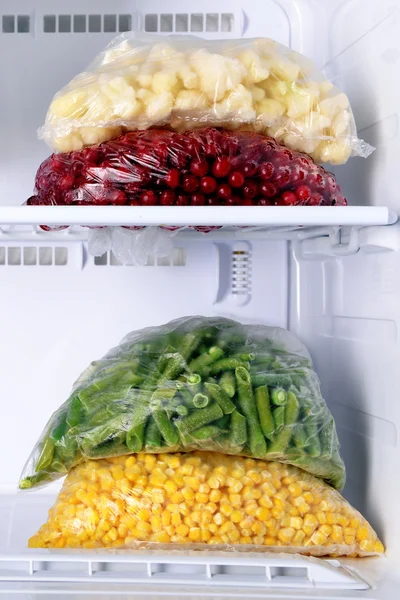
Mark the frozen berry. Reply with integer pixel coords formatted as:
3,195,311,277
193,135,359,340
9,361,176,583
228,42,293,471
183,174,199,193
176,194,189,206
205,143,219,158
217,183,232,200
140,190,158,206
228,171,245,188
59,175,75,191
243,182,258,199
243,162,258,177
226,196,241,205
165,169,180,188
260,183,278,198
212,157,231,178
190,159,209,177
51,156,66,173
295,185,311,202
308,193,323,206
108,190,127,205
160,190,176,205
243,198,254,206
200,176,217,194
191,193,205,206
273,167,291,187
278,149,294,164
281,191,297,205
260,163,275,180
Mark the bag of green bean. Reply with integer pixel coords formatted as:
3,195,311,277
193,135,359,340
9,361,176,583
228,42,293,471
19,316,345,490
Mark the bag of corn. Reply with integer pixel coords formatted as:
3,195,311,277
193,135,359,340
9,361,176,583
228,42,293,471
28,452,383,557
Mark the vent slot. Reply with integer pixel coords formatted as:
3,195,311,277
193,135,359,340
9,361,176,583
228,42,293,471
43,14,132,33
144,12,234,33
2,15,30,33
0,246,68,266
94,249,186,267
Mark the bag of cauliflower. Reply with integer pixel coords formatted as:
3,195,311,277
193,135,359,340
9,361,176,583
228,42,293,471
28,451,384,557
39,34,373,165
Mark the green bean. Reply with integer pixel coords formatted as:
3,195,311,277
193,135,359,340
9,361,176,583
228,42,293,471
219,371,236,398
158,353,186,385
268,391,299,454
289,454,345,490
81,414,129,451
188,347,224,375
293,424,308,449
230,410,247,446
35,438,55,472
306,421,321,457
320,418,334,459
211,359,250,375
152,406,179,446
67,396,84,427
273,406,285,433
255,386,275,441
251,373,292,388
232,353,255,362
193,393,209,408
191,425,220,441
235,367,267,458
176,403,223,434
126,396,151,452
175,404,188,416
179,331,203,361
144,417,162,449
271,387,287,406
204,383,235,414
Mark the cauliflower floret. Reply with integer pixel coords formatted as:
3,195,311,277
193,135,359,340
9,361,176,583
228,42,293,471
174,90,208,111
102,40,133,65
146,91,173,121
319,93,350,117
316,140,352,164
190,50,246,102
53,133,84,153
250,86,265,102
238,50,270,84
80,126,121,146
257,98,285,126
50,90,88,119
264,54,300,82
215,85,256,120
178,65,199,90
151,70,180,94
331,110,351,137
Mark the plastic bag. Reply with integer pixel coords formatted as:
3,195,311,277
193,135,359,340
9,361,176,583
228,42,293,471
28,451,383,556
38,34,373,165
28,128,347,208
20,316,345,490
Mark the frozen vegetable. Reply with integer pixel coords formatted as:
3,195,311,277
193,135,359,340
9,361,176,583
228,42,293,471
28,452,384,556
20,317,345,490
39,35,373,164
27,128,347,208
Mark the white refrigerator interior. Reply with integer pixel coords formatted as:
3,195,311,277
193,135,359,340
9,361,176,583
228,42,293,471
0,0,400,598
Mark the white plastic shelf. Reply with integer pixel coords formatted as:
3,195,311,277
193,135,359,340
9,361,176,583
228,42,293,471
0,206,396,228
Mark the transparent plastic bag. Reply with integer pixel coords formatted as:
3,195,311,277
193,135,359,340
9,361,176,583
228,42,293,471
28,451,383,556
28,128,347,208
20,316,345,490
38,34,373,164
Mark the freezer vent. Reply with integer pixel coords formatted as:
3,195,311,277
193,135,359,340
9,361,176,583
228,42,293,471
2,15,30,33
0,246,68,266
144,13,234,33
43,14,133,34
231,249,251,295
94,248,186,267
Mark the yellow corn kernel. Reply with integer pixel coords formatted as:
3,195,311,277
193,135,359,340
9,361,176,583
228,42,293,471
293,530,306,545
331,525,343,543
220,521,233,534
256,507,270,521
165,481,178,496
252,522,267,536
320,524,332,537
231,510,244,524
195,492,209,503
240,536,252,544
189,527,201,541
288,483,302,498
259,495,273,509
374,540,384,553
244,501,258,516
181,487,195,502
278,527,295,543
161,511,171,527
171,513,182,527
290,517,303,530
201,530,212,542
356,526,370,541
228,528,241,542
310,530,328,546
185,477,200,491
150,516,162,533
154,531,170,543
316,511,327,525
176,524,189,537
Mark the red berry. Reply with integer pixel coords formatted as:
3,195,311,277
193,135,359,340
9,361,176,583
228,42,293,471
51,155,66,173
281,191,297,205
59,174,75,191
191,193,205,206
226,196,241,205
200,176,217,194
260,162,275,180
108,190,127,205
273,167,291,187
228,171,245,188
140,190,158,206
308,193,323,206
160,190,176,205
212,157,231,178
290,166,307,184
243,182,258,199
217,183,232,200
82,147,101,165
308,172,325,190
190,159,209,177
204,143,219,158
260,183,278,198
258,198,271,206
243,162,258,177
165,169,180,188
176,194,189,206
243,198,254,206
207,197,220,206
183,174,199,193
278,149,294,164
295,185,311,202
